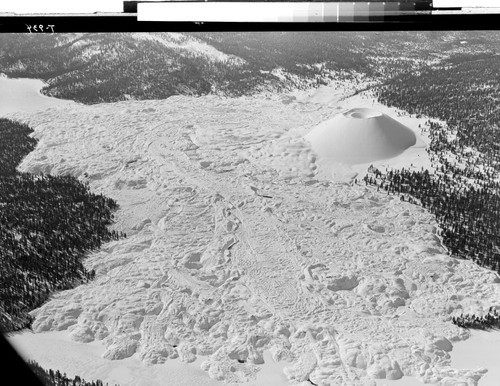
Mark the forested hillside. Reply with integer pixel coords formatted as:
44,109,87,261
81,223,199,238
0,33,373,103
365,46,500,285
2,32,498,105
0,119,124,332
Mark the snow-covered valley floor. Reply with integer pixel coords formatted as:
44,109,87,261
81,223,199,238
4,79,500,385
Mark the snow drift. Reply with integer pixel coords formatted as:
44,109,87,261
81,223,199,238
305,107,417,164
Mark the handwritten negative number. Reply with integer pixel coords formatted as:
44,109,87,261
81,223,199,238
26,24,55,33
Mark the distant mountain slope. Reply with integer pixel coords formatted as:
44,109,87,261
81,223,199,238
0,32,386,104
0,33,246,103
1,32,499,105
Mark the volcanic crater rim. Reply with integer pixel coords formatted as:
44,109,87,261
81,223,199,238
343,108,383,120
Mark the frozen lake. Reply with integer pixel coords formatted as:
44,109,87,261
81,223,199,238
451,330,500,386
0,75,75,117
9,330,289,386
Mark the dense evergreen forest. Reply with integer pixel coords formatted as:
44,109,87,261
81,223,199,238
367,50,500,276
361,45,500,329
0,118,124,332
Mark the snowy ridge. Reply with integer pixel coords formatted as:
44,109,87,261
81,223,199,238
131,33,246,65
7,90,500,385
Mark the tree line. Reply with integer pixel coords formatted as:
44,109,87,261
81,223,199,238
0,118,124,332
363,53,500,328
27,359,117,386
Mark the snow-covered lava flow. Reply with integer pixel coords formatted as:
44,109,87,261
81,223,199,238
7,95,500,386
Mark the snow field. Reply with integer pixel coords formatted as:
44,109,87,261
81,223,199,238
5,83,500,385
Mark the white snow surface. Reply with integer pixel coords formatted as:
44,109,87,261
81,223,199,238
0,76,76,116
5,83,500,385
305,107,416,164
10,330,289,386
131,33,246,65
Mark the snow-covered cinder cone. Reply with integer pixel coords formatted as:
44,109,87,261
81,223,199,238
305,107,416,164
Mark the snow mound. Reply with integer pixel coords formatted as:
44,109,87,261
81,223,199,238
367,355,403,380
305,107,417,164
